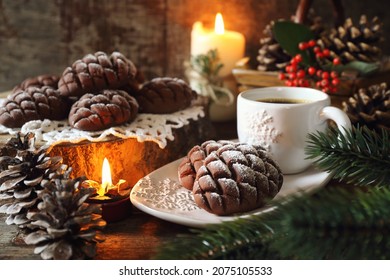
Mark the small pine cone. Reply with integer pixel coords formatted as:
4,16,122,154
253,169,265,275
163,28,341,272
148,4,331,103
134,77,197,114
68,89,139,131
178,140,236,190
0,133,66,227
58,51,137,98
24,176,106,260
12,74,60,93
342,83,390,132
193,143,283,216
0,86,72,128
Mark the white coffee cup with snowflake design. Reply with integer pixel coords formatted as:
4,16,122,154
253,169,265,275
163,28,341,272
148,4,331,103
237,86,351,174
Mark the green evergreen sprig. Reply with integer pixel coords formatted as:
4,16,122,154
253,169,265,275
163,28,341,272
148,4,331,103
190,49,224,85
271,187,390,259
156,187,390,260
305,126,390,187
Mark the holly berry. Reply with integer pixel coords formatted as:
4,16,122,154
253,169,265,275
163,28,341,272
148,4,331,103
332,78,340,86
297,69,306,79
308,67,316,76
333,57,341,65
299,42,308,50
308,40,316,48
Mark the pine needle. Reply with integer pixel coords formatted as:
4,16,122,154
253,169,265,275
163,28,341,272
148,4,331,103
305,126,390,187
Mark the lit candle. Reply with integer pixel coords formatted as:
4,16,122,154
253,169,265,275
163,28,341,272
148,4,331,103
81,157,132,222
191,13,245,77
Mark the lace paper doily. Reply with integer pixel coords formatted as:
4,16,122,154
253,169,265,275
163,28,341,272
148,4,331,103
0,102,204,149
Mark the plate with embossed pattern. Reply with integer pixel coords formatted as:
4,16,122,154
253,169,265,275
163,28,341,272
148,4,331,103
130,157,332,228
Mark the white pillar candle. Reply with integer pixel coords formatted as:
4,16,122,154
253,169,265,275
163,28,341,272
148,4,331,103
191,13,245,77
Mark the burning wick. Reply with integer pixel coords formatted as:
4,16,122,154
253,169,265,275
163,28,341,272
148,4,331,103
82,157,128,200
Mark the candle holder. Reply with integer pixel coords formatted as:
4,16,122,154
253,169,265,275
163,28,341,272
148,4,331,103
86,192,132,223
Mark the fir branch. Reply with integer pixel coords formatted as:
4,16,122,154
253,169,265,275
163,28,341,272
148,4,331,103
272,187,390,259
155,211,282,260
155,187,390,260
305,126,390,187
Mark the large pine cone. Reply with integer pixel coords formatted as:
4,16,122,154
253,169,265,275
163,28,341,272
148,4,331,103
134,77,197,114
68,89,139,131
24,176,106,260
12,74,60,93
342,83,390,132
317,15,383,64
0,86,72,128
0,133,65,227
193,143,283,216
178,140,235,190
58,51,137,98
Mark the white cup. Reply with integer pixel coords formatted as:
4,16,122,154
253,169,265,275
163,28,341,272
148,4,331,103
237,86,351,174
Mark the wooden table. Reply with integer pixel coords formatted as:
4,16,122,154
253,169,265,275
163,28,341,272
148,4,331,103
0,208,192,260
0,120,238,260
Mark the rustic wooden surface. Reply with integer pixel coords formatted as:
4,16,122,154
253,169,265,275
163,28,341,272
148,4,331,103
0,208,191,260
1,0,389,92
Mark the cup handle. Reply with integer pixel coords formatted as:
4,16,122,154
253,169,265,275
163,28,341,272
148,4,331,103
320,106,352,133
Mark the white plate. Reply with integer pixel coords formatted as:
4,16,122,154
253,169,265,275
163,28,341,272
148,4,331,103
130,158,333,228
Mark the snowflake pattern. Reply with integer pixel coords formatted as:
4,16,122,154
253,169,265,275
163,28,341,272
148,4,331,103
243,110,282,150
132,177,200,211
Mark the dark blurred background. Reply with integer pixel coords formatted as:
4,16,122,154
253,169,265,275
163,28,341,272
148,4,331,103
0,0,389,91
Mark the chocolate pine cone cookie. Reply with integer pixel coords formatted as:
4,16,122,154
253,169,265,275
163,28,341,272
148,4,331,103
68,89,139,131
178,140,236,190
58,51,137,98
135,77,197,114
0,86,72,128
12,74,60,93
193,143,283,216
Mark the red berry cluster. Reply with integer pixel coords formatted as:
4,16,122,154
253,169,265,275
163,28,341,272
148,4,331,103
278,40,341,94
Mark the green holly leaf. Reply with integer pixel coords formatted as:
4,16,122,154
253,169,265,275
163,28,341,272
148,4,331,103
323,61,379,76
338,61,379,76
272,20,315,65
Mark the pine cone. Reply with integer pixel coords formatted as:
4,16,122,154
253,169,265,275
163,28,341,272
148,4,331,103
178,140,236,190
0,86,72,128
134,77,197,114
193,143,283,216
0,133,66,227
317,15,383,64
68,89,139,131
12,74,60,93
257,21,291,72
342,83,390,132
24,175,106,260
58,51,137,98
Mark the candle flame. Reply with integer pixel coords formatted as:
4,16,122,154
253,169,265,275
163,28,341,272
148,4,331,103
102,157,112,187
214,13,224,35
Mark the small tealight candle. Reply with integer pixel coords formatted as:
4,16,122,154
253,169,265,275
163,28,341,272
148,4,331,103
82,157,132,222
